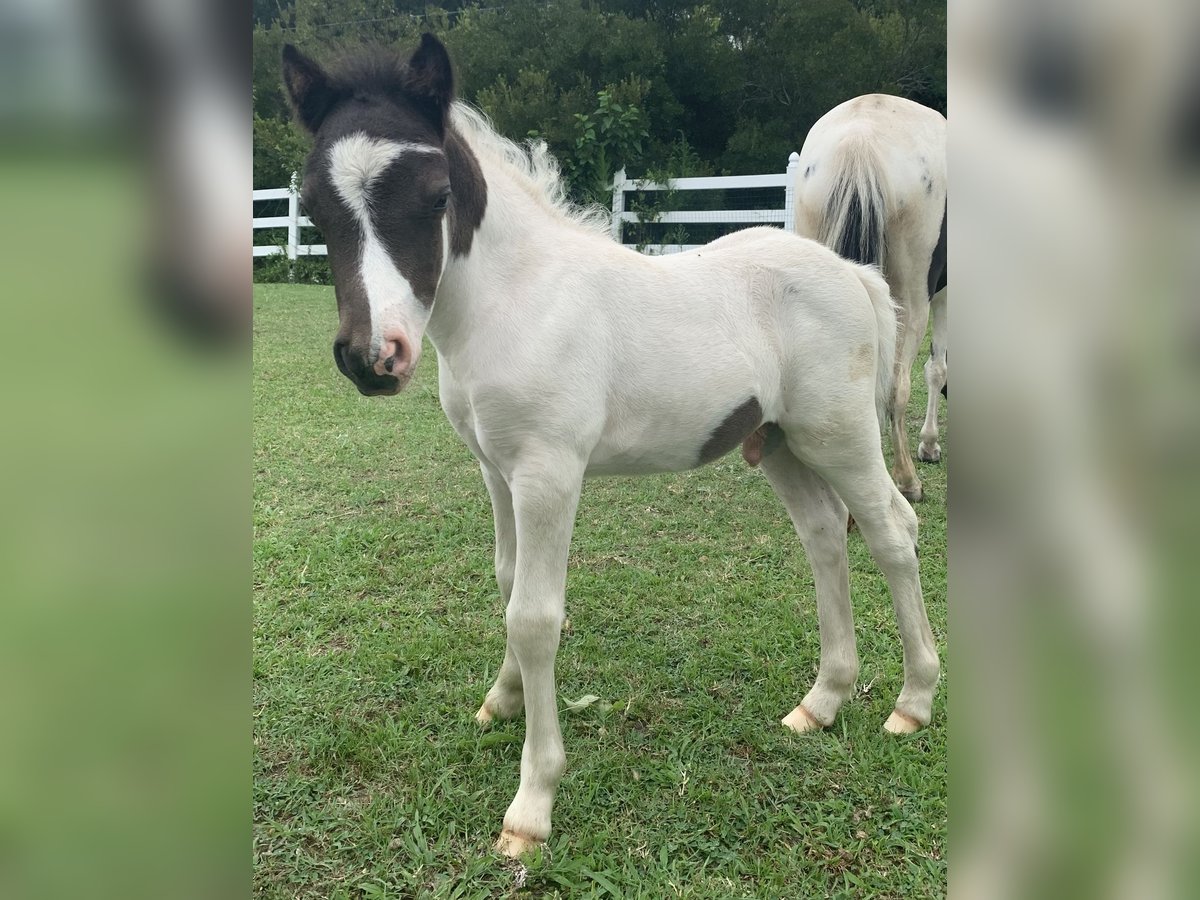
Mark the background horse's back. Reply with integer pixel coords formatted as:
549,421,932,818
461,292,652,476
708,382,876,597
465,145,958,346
793,94,947,502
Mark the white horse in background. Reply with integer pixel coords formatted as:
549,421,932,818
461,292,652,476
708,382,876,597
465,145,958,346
283,36,940,857
792,95,948,501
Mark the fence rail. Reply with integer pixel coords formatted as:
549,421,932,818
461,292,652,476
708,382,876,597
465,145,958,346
610,153,800,253
253,152,801,265
614,209,788,225
252,179,325,260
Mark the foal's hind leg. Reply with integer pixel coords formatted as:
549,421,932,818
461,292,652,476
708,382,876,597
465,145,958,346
798,437,940,732
760,450,858,732
475,465,524,724
918,287,948,463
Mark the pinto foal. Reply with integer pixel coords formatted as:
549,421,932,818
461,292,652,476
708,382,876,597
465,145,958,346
283,35,939,856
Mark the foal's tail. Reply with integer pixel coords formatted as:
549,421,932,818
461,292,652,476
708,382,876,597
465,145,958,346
819,133,890,271
854,264,898,429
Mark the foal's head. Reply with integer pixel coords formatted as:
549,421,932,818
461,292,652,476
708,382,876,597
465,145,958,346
282,35,460,396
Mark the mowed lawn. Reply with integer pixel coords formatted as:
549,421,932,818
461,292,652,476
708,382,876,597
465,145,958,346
253,283,947,899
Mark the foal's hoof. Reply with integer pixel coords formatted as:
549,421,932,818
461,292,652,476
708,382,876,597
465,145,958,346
900,485,924,503
918,445,941,464
495,829,543,858
781,705,824,733
883,709,924,734
475,693,522,725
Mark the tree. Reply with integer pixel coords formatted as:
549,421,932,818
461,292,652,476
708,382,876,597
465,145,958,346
252,0,946,189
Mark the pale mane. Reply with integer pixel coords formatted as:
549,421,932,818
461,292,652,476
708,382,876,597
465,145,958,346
449,102,613,237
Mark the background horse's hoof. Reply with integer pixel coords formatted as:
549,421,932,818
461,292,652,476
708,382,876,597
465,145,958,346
781,705,824,733
900,485,924,503
918,445,941,463
495,829,542,858
883,709,923,734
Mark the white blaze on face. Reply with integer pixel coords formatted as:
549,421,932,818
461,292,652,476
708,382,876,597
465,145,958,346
327,132,443,359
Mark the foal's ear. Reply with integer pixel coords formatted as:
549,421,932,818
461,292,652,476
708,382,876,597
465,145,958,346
282,44,342,134
402,33,454,134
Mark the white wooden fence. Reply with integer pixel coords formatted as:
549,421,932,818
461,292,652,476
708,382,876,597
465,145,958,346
252,177,325,260
611,152,801,254
253,152,802,261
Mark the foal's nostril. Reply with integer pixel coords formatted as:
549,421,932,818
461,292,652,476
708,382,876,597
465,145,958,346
332,337,403,394
377,333,412,377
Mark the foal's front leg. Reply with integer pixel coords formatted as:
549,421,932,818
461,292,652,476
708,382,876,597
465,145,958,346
476,464,523,723
494,461,583,857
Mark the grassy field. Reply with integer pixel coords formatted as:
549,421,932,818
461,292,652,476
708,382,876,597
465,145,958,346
253,283,947,898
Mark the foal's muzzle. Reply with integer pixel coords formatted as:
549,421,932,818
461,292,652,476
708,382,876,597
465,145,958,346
333,340,403,396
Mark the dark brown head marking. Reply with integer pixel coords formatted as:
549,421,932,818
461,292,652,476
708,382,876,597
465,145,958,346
281,35,487,396
444,128,486,257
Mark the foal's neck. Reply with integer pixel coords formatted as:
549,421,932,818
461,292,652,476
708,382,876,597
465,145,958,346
428,139,599,352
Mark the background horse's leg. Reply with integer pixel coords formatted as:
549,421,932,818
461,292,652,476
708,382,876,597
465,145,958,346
494,458,583,857
888,266,933,503
918,287,948,463
476,464,524,723
796,431,940,733
760,449,858,732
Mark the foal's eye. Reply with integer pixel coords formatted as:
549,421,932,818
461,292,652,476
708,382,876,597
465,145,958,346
433,191,451,212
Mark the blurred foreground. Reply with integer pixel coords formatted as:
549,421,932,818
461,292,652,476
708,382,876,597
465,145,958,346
952,0,1199,897
0,1,248,898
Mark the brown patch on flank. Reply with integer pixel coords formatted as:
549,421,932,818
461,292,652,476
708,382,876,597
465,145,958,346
698,397,763,465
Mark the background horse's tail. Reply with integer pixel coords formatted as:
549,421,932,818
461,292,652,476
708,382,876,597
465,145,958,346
819,133,890,271
854,264,898,428
817,132,895,425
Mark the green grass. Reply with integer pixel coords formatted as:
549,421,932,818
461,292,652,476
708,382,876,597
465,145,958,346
253,283,947,898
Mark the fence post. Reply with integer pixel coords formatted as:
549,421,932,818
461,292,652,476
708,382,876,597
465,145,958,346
286,171,300,281
610,167,626,243
783,152,801,233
